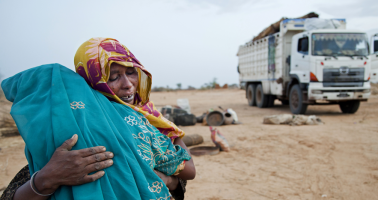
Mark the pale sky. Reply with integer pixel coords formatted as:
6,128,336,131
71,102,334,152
1,0,377,88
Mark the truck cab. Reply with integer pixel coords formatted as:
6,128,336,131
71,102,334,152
289,30,371,113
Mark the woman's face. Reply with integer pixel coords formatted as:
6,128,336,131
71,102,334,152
107,63,139,104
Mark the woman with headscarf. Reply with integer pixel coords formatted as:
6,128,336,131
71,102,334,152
1,38,195,200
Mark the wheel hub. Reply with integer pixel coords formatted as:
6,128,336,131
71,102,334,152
256,90,261,103
291,90,299,108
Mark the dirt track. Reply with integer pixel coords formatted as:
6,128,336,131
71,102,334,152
1,89,378,199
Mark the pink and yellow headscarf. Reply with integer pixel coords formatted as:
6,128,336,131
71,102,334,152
74,38,184,141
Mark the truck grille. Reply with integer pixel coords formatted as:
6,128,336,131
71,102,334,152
323,67,364,87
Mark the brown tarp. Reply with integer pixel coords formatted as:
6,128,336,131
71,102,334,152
252,12,319,42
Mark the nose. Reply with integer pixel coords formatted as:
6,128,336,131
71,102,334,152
120,74,133,89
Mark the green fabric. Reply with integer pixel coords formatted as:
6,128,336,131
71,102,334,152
1,64,190,200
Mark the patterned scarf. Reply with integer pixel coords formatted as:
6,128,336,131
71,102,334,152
74,38,184,141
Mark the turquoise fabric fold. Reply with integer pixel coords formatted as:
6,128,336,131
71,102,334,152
1,64,190,200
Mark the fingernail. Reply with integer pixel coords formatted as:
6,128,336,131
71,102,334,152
71,134,76,139
109,153,114,158
100,171,105,176
102,147,106,151
108,160,113,165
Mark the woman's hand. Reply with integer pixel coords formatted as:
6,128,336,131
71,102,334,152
153,170,178,191
34,134,114,194
12,134,114,200
13,134,114,199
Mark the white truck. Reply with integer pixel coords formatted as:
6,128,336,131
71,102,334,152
369,32,378,83
237,18,371,114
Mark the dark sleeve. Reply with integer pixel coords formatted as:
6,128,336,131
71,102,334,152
0,165,30,200
170,178,187,200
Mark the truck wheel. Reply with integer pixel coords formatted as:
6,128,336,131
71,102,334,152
289,84,307,114
247,84,256,106
339,101,360,114
255,84,268,108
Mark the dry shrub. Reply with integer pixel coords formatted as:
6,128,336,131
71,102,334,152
0,94,15,128
0,96,18,137
0,83,19,137
0,113,16,128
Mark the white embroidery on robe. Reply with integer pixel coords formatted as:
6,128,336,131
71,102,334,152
148,181,164,193
125,115,138,126
70,101,85,109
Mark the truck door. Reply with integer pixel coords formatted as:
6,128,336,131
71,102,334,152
371,34,378,83
291,35,310,82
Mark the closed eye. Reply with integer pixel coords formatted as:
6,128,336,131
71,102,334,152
108,75,119,82
126,68,137,76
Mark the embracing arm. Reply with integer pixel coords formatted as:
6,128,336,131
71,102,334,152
153,138,194,199
0,135,114,200
174,138,196,180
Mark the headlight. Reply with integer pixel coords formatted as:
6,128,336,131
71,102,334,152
363,89,370,93
312,90,323,94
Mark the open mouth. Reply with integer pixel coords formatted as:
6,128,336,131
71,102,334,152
120,94,134,103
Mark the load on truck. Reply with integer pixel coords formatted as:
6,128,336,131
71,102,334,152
237,13,371,114
369,31,378,83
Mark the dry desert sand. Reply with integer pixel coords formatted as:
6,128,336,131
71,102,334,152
1,89,378,200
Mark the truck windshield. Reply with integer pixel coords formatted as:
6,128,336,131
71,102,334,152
312,33,369,57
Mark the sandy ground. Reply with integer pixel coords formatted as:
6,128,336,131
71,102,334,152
1,89,378,200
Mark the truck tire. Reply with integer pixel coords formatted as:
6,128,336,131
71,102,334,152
339,101,360,114
247,84,256,106
289,84,307,114
255,84,268,108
